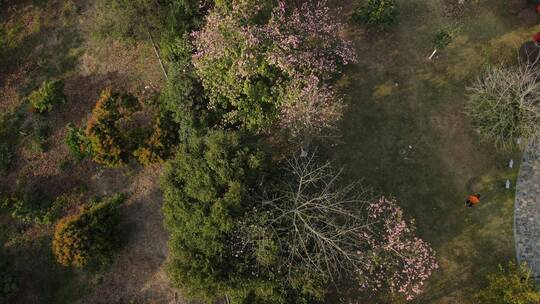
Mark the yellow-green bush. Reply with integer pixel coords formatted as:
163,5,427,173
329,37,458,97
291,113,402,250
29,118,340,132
85,89,140,167
28,80,66,113
52,194,125,267
478,262,540,304
133,111,178,166
86,89,179,167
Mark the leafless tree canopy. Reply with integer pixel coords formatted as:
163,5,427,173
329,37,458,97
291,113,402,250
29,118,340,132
466,63,540,149
249,153,375,280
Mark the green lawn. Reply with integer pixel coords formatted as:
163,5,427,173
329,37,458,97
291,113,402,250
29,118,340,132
335,1,532,303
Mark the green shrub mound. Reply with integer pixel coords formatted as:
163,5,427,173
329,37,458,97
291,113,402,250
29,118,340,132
65,124,92,161
93,0,204,42
52,194,125,267
1,189,62,225
353,0,398,30
28,80,66,114
160,35,214,139
161,131,324,303
161,131,267,301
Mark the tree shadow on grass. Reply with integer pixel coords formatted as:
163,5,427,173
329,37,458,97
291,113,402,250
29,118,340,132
78,167,186,304
8,235,88,304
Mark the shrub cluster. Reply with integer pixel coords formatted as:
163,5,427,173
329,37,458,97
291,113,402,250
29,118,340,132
65,123,92,161
60,1,204,166
93,0,205,43
52,194,125,267
161,35,214,139
352,0,399,30
1,189,71,226
28,79,66,114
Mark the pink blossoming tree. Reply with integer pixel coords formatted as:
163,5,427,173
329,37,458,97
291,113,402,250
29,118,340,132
359,197,439,300
279,75,344,140
267,1,357,78
191,0,356,134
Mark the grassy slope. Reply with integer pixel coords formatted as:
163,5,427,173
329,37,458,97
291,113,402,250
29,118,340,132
336,0,535,303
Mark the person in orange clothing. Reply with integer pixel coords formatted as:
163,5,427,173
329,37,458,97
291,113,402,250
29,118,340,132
466,194,481,208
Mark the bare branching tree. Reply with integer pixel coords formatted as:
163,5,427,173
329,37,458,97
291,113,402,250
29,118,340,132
240,153,438,300
466,64,540,149
257,153,373,279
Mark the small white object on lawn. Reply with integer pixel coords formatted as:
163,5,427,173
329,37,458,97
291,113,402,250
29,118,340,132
428,49,438,60
506,179,511,189
509,159,514,169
